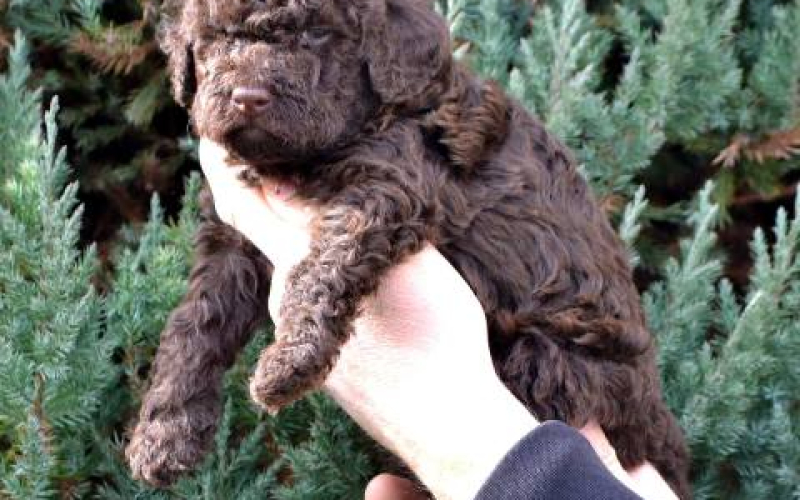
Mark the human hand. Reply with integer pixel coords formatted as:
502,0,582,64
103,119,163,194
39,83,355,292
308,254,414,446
199,139,535,499
198,139,678,500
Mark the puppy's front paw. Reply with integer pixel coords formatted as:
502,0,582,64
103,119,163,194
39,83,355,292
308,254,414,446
249,340,328,414
126,418,208,488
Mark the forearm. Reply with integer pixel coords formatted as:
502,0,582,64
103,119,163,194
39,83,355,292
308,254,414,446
322,247,537,500
331,375,536,500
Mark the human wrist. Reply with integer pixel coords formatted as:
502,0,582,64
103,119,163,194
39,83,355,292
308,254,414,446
328,370,538,500
362,375,537,500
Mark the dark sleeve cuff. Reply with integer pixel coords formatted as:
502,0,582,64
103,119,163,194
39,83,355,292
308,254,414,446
474,421,643,500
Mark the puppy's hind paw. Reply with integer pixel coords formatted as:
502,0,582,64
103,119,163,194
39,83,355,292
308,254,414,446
126,419,207,488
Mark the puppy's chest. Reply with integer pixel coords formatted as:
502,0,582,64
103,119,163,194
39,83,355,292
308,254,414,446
242,117,535,251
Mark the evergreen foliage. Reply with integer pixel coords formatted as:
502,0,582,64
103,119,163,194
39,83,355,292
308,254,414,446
644,184,800,499
1,34,109,499
0,35,377,499
2,0,189,234
1,0,799,498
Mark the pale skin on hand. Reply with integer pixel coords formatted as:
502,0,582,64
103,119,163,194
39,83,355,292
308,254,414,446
198,139,678,500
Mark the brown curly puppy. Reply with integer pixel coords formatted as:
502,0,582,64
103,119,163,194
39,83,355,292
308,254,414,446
126,0,690,497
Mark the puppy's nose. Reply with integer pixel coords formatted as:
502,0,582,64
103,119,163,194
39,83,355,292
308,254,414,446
232,87,271,114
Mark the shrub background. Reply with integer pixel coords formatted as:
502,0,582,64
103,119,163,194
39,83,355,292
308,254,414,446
0,0,798,498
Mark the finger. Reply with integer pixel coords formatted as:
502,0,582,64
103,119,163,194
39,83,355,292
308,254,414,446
197,139,266,226
579,422,617,468
267,265,290,325
579,423,677,500
579,422,639,495
197,138,237,184
198,138,311,227
628,462,679,500
365,474,429,500
259,180,315,233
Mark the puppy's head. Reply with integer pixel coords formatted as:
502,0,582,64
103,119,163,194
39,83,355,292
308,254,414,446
160,0,451,166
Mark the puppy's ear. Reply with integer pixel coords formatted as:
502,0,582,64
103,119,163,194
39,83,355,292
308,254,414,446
363,0,451,106
159,21,197,108
173,43,197,108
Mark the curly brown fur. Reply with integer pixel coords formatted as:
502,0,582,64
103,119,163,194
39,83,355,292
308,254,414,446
126,188,273,486
128,0,691,497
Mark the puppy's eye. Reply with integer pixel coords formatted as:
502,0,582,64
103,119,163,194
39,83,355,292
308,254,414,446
301,27,333,47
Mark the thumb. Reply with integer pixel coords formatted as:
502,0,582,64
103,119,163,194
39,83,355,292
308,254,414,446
365,474,429,500
197,138,313,266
